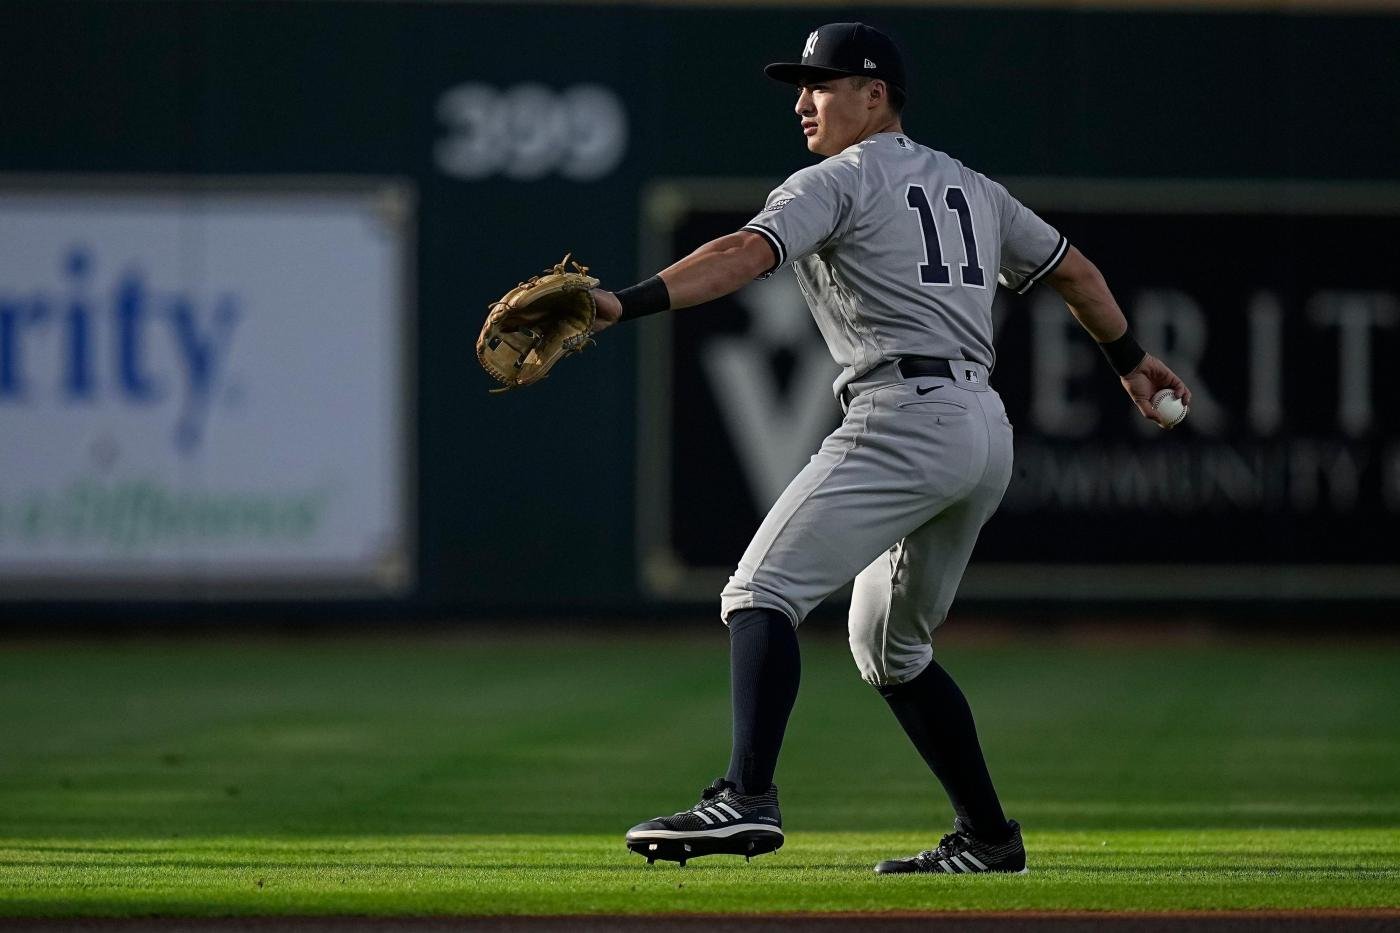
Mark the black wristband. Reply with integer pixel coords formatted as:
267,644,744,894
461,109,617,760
615,276,671,322
1098,330,1147,377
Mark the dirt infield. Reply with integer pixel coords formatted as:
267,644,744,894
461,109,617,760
6,913,1400,933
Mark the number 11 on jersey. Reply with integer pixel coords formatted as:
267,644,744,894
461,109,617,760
906,184,986,289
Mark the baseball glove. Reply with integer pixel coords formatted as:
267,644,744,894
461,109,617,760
477,253,600,392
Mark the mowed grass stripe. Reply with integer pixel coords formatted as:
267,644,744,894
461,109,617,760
3,831,1399,915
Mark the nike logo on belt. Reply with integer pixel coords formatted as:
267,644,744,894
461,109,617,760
915,385,942,395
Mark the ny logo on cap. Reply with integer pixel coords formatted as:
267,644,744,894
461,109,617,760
803,30,818,58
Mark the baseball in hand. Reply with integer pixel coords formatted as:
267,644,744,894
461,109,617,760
1150,389,1188,429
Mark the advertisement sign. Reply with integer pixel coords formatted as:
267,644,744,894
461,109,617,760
0,179,414,597
636,179,1400,601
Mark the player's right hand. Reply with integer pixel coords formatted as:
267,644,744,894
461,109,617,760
590,288,622,335
1120,355,1191,429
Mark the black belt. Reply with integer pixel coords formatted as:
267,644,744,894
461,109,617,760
842,357,956,406
895,357,954,380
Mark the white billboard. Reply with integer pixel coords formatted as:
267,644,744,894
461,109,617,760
0,179,413,597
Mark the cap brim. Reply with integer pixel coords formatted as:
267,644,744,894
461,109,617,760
763,62,859,86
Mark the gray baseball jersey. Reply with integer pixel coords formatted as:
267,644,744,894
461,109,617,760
741,131,1068,397
721,132,1066,682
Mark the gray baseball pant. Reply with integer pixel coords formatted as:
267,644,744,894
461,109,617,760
719,360,1014,686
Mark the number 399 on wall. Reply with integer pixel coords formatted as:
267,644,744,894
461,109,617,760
434,83,629,182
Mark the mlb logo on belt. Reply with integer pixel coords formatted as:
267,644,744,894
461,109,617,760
965,368,980,384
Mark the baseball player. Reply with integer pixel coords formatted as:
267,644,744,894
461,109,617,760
589,22,1191,873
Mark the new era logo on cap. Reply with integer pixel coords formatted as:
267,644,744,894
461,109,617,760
864,58,876,68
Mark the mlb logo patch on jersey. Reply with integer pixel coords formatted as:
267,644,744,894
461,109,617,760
895,136,912,150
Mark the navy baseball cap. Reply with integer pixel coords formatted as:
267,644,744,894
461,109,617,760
764,23,907,95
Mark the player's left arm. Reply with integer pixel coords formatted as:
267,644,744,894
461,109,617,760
591,232,776,333
1045,245,1193,428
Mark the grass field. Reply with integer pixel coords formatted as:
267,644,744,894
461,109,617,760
1,627,1398,917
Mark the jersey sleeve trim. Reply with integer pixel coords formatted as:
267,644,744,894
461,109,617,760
1014,235,1069,295
742,223,787,278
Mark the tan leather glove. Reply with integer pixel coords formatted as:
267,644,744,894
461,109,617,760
477,253,599,392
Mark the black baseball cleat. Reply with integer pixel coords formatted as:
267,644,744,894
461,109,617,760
874,818,1028,875
625,778,783,866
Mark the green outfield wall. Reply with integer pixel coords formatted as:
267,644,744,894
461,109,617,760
1,1,1397,615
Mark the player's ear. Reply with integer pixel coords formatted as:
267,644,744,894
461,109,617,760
867,79,885,110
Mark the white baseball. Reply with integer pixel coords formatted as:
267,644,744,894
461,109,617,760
1150,389,1187,428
